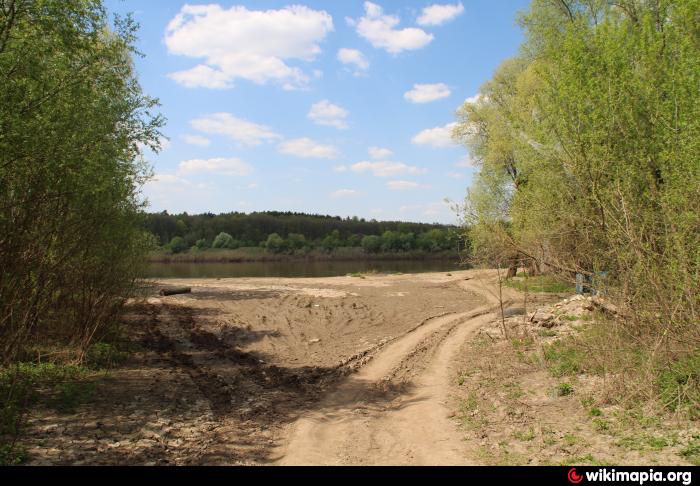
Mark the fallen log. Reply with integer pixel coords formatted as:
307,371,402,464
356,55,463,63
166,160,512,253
159,287,192,296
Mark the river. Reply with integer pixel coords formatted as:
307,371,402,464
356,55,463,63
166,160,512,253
144,259,462,279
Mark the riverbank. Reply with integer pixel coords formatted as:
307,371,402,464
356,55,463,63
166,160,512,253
148,247,459,264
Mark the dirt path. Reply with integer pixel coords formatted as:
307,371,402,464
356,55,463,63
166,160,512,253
275,276,513,465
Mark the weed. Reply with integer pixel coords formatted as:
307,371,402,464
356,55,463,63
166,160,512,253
680,435,700,465
504,275,574,294
592,418,610,432
557,383,575,396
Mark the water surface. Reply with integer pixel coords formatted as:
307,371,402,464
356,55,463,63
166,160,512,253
145,260,462,279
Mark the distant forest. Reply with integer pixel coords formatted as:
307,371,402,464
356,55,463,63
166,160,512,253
145,211,463,254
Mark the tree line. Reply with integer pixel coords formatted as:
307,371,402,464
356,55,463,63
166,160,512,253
147,211,461,255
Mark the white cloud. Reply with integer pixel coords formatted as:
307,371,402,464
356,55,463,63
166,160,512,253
165,4,333,90
448,172,466,179
337,48,369,73
308,100,349,129
278,138,339,159
351,161,427,177
349,2,433,54
143,173,210,209
168,65,233,89
178,157,253,177
455,154,476,168
368,146,393,159
182,134,212,147
404,83,451,103
333,165,348,172
464,93,484,105
411,122,458,148
330,189,359,199
417,2,465,27
191,113,280,146
387,180,421,190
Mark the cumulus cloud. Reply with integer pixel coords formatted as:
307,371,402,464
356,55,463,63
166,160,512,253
330,189,359,199
308,100,349,129
417,2,465,26
191,113,280,146
351,161,426,177
182,134,211,147
404,83,451,103
411,122,458,148
337,48,369,73
368,146,393,159
387,180,421,190
164,4,333,90
455,154,476,168
278,138,339,159
178,157,253,177
464,93,484,105
349,2,433,54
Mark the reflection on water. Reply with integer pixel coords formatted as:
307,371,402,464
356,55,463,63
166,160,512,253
144,259,462,279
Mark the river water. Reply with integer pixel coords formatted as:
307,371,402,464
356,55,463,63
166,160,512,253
145,259,462,279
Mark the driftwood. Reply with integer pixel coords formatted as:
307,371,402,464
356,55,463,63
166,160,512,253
159,287,192,296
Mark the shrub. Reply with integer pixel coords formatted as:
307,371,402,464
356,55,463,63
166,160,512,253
168,236,188,254
212,232,234,249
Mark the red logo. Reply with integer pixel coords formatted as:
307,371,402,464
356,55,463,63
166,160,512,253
568,468,584,484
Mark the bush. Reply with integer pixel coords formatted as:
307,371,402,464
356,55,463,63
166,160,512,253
361,235,382,254
265,233,287,253
195,238,210,250
212,232,234,249
168,236,188,254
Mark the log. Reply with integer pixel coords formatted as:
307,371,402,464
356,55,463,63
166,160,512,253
159,287,192,296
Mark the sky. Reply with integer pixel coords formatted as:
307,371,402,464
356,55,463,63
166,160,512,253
105,0,529,224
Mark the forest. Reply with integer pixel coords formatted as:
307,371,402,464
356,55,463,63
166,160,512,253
146,211,461,255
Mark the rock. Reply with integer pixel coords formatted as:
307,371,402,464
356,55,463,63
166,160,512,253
308,338,321,344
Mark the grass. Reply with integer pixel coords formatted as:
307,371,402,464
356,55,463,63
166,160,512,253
680,435,700,465
556,383,575,396
657,351,700,419
503,274,574,294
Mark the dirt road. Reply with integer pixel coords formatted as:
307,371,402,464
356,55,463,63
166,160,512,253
22,270,517,465
275,276,515,465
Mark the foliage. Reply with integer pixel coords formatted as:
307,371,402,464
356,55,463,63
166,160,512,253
167,236,188,254
212,233,234,249
456,0,700,413
147,211,461,256
0,0,161,462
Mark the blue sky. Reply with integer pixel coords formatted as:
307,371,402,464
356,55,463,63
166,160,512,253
105,0,529,224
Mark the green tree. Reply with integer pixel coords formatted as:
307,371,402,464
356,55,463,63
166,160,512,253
265,233,286,253
361,235,382,254
168,237,188,254
0,0,163,363
212,232,234,249
287,233,307,251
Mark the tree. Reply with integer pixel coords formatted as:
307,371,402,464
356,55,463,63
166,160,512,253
361,235,382,254
454,0,700,410
287,233,307,251
0,0,163,363
168,237,188,254
265,233,286,253
212,232,234,249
